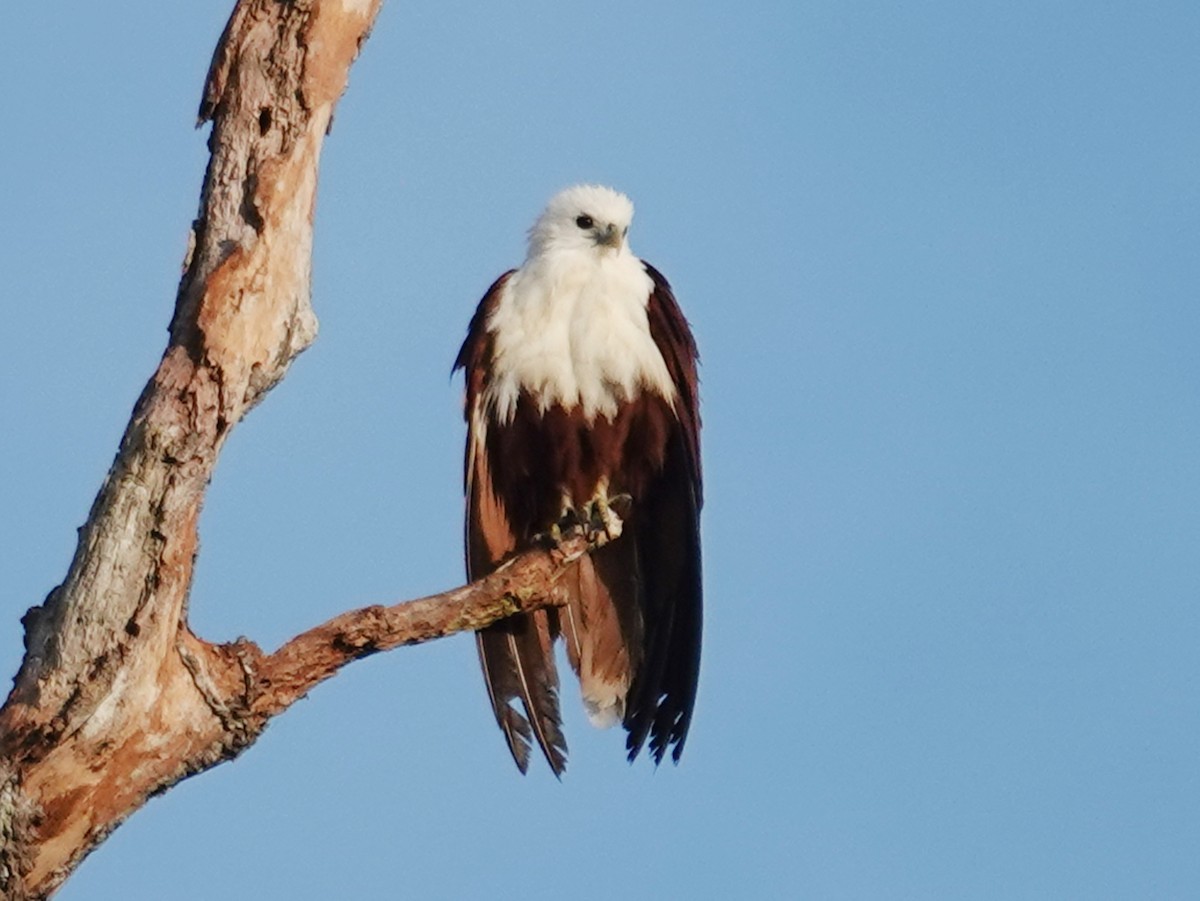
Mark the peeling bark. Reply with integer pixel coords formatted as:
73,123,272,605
0,3,582,897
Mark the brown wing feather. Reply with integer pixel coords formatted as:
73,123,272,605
623,263,704,764
457,272,569,776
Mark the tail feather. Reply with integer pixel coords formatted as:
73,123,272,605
561,543,642,731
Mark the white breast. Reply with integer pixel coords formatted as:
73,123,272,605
485,252,677,423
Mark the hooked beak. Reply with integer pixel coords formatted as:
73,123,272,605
596,222,622,249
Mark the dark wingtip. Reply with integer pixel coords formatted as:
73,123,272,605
648,732,669,767
539,725,569,780
527,691,569,779
625,740,642,766
624,714,649,764
670,733,688,764
500,710,534,775
625,707,690,768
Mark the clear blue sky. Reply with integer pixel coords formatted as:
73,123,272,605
2,2,1198,898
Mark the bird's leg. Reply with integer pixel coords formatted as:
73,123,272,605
534,491,586,546
583,479,627,544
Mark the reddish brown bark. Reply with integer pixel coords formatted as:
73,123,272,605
0,3,584,897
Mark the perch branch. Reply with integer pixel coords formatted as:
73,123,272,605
251,535,591,716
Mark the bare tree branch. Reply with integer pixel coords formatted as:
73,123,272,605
248,535,590,717
0,2,579,897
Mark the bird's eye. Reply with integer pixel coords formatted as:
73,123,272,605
575,215,594,230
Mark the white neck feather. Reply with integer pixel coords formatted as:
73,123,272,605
484,248,676,423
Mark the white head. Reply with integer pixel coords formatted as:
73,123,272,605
525,184,636,261
488,183,672,422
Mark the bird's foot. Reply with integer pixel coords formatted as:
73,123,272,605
534,506,586,548
535,493,631,550
584,492,630,544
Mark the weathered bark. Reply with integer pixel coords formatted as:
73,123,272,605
0,2,583,897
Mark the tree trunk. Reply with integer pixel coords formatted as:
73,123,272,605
0,3,582,896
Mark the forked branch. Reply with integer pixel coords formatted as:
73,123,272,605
0,2,570,898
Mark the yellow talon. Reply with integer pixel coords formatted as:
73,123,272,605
587,480,625,542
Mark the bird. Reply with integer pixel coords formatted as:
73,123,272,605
453,184,702,775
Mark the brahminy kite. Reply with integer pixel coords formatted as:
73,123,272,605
454,184,702,775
